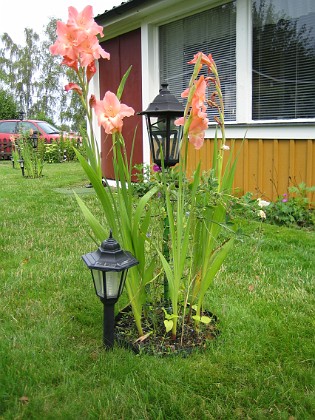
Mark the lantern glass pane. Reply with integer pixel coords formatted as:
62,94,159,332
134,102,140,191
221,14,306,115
105,271,121,299
150,116,167,133
92,270,104,298
148,116,167,162
169,117,183,160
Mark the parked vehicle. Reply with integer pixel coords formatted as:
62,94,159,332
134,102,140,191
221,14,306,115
0,119,81,159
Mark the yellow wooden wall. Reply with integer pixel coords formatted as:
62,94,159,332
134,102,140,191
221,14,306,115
186,138,315,202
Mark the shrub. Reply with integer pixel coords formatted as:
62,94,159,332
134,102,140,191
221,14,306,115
233,184,315,229
44,137,84,163
266,183,315,228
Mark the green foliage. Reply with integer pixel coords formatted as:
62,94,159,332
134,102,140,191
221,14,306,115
267,185,315,228
44,137,83,163
132,164,157,197
233,184,315,229
30,110,56,127
11,149,20,167
0,88,17,119
44,142,62,163
16,133,45,178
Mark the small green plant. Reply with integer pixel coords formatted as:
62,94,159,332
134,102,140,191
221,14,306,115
233,185,315,229
266,187,314,228
11,149,20,169
16,132,45,178
132,163,157,196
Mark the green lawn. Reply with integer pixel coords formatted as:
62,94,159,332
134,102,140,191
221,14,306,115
0,161,314,419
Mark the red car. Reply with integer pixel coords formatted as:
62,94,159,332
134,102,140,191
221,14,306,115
0,119,80,159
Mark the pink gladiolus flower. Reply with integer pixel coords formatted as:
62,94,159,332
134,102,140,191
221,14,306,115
89,94,97,108
152,164,161,172
188,111,208,150
188,52,215,71
49,6,110,68
49,21,85,61
174,116,185,126
87,61,96,82
67,6,104,37
176,110,208,150
76,34,110,67
61,56,78,72
181,76,207,113
175,74,209,150
92,91,135,134
65,83,82,95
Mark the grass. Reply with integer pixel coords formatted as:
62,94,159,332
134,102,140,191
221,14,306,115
0,160,314,419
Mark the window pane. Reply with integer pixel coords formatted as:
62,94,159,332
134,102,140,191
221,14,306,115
252,0,315,120
0,122,17,133
159,2,236,122
19,122,37,133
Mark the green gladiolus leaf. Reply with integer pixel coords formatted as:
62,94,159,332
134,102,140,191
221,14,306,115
74,192,107,243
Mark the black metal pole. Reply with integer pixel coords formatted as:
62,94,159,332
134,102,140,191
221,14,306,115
102,301,115,349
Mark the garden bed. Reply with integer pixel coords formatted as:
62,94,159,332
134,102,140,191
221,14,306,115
115,305,219,356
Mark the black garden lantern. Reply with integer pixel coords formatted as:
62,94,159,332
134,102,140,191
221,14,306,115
30,131,38,148
139,83,184,168
18,110,25,121
82,231,138,349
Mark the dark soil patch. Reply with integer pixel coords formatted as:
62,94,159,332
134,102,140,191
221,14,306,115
115,306,219,356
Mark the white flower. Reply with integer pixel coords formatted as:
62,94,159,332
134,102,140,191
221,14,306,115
257,198,270,208
258,210,266,219
221,144,230,151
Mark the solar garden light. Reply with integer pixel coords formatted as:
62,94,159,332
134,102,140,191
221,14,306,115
82,231,139,349
30,131,38,148
139,82,184,168
18,158,25,177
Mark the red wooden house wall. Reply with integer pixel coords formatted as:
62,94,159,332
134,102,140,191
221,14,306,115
99,28,143,179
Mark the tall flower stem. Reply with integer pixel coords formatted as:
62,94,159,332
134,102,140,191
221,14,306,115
76,66,101,180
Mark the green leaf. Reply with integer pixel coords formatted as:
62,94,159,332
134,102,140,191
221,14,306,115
116,66,132,100
162,307,179,320
198,238,235,309
74,193,107,243
164,319,173,333
192,315,212,324
156,249,174,296
74,149,117,237
133,186,159,239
